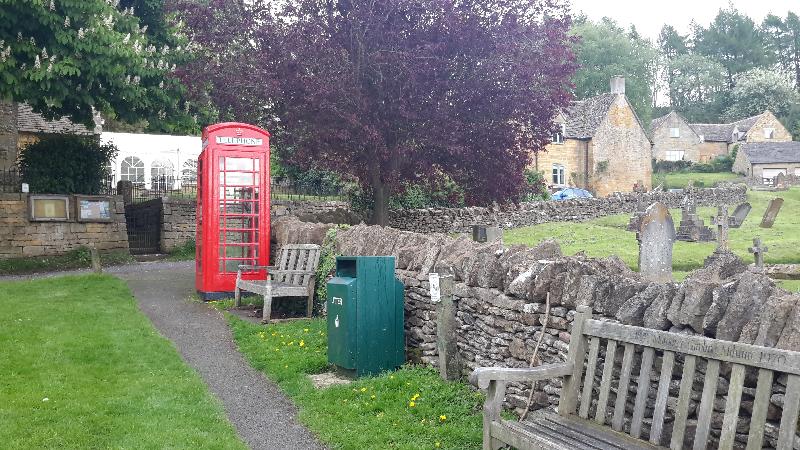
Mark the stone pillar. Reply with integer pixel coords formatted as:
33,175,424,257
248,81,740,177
0,100,19,169
117,180,133,205
432,266,460,381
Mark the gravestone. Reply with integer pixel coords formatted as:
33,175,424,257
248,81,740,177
430,267,460,381
760,198,785,228
748,237,768,271
637,202,675,283
728,202,752,228
626,198,648,232
711,206,731,251
775,172,788,190
472,225,502,243
675,197,714,242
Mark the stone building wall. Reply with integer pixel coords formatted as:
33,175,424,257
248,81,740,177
305,222,799,448
0,100,18,168
388,184,747,234
534,139,589,189
590,96,653,196
651,112,702,162
0,193,129,259
745,112,793,145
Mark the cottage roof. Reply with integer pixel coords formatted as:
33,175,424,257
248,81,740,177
690,123,734,142
562,93,616,139
740,141,800,164
17,103,95,136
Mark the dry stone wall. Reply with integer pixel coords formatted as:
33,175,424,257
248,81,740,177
272,220,799,448
0,193,129,258
388,185,747,234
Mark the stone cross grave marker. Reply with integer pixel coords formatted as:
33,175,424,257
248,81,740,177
760,198,785,228
711,206,731,251
729,202,752,228
676,196,714,242
748,237,768,270
637,202,675,283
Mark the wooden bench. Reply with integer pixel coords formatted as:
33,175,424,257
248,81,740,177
471,305,800,450
234,244,321,322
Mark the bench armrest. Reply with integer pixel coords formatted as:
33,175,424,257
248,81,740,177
469,362,574,389
238,265,277,272
271,269,316,275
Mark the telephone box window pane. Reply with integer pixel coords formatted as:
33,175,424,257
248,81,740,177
225,157,255,171
224,172,255,185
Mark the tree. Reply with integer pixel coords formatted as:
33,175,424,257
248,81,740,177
18,135,117,194
722,68,800,121
667,54,728,122
571,18,658,123
762,12,800,91
177,0,578,225
693,6,772,88
0,0,194,131
657,24,689,106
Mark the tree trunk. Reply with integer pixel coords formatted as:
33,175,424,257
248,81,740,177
370,178,389,226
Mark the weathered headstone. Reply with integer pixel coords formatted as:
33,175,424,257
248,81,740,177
748,237,768,271
675,197,714,242
637,202,675,283
728,202,751,228
775,172,788,190
89,245,102,273
430,268,460,381
760,198,784,228
626,198,648,232
471,225,502,243
711,206,731,251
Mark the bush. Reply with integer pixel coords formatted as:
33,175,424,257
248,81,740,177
652,159,694,173
18,135,118,194
520,169,550,201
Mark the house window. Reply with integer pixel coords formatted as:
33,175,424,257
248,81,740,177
151,160,175,191
552,124,565,144
665,150,685,161
669,128,680,138
552,164,565,185
764,128,775,139
120,156,145,186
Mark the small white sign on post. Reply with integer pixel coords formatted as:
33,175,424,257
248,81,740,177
429,273,441,303
21,183,29,193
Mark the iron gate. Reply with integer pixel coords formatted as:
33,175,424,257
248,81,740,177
124,199,162,254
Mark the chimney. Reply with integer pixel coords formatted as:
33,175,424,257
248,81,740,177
610,76,625,95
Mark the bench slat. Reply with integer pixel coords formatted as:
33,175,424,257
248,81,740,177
718,363,746,450
670,354,696,450
559,306,591,416
745,368,774,450
777,374,800,449
630,347,654,439
579,337,601,419
692,359,720,450
584,319,800,375
650,350,674,446
612,343,635,431
595,339,618,425
535,412,663,450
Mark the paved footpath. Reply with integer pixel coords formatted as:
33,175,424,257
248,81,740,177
1,262,326,450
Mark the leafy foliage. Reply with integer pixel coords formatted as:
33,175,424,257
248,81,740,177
18,135,117,194
0,0,200,132
722,68,800,121
176,0,578,224
520,169,550,202
571,17,658,123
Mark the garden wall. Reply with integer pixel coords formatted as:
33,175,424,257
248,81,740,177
388,184,748,233
0,193,129,259
277,219,799,448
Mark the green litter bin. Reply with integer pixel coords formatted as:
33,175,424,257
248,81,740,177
327,256,404,377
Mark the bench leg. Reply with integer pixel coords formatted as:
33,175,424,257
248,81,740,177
483,380,506,450
306,280,316,318
234,270,242,307
262,283,273,323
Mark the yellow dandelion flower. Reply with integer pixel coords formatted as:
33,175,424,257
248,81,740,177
299,340,305,347
370,395,376,399
412,393,420,400
439,415,447,422
284,365,288,368
360,387,367,392
435,442,441,448
287,341,294,346
409,401,416,407
389,375,394,379
304,328,309,332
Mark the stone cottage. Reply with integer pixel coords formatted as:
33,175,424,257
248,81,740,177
733,141,800,182
0,101,99,168
651,110,791,163
531,77,652,196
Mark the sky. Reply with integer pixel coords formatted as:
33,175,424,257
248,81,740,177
569,0,797,41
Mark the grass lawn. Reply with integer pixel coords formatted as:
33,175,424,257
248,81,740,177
0,275,246,449
652,171,742,189
222,313,483,449
506,187,800,275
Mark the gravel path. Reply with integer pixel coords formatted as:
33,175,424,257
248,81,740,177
1,262,327,450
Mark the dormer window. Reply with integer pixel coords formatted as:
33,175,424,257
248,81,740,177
669,128,680,138
764,128,775,139
552,123,565,144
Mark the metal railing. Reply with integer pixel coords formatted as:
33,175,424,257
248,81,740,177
0,167,21,193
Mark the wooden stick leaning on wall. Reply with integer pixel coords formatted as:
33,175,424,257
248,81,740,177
519,292,551,422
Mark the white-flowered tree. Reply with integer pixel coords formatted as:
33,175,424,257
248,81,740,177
0,0,201,132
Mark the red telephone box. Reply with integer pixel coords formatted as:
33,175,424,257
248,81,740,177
196,122,271,300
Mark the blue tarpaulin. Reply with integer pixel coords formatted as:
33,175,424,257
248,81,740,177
551,188,593,200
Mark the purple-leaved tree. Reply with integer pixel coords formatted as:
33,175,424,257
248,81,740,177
176,0,577,224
